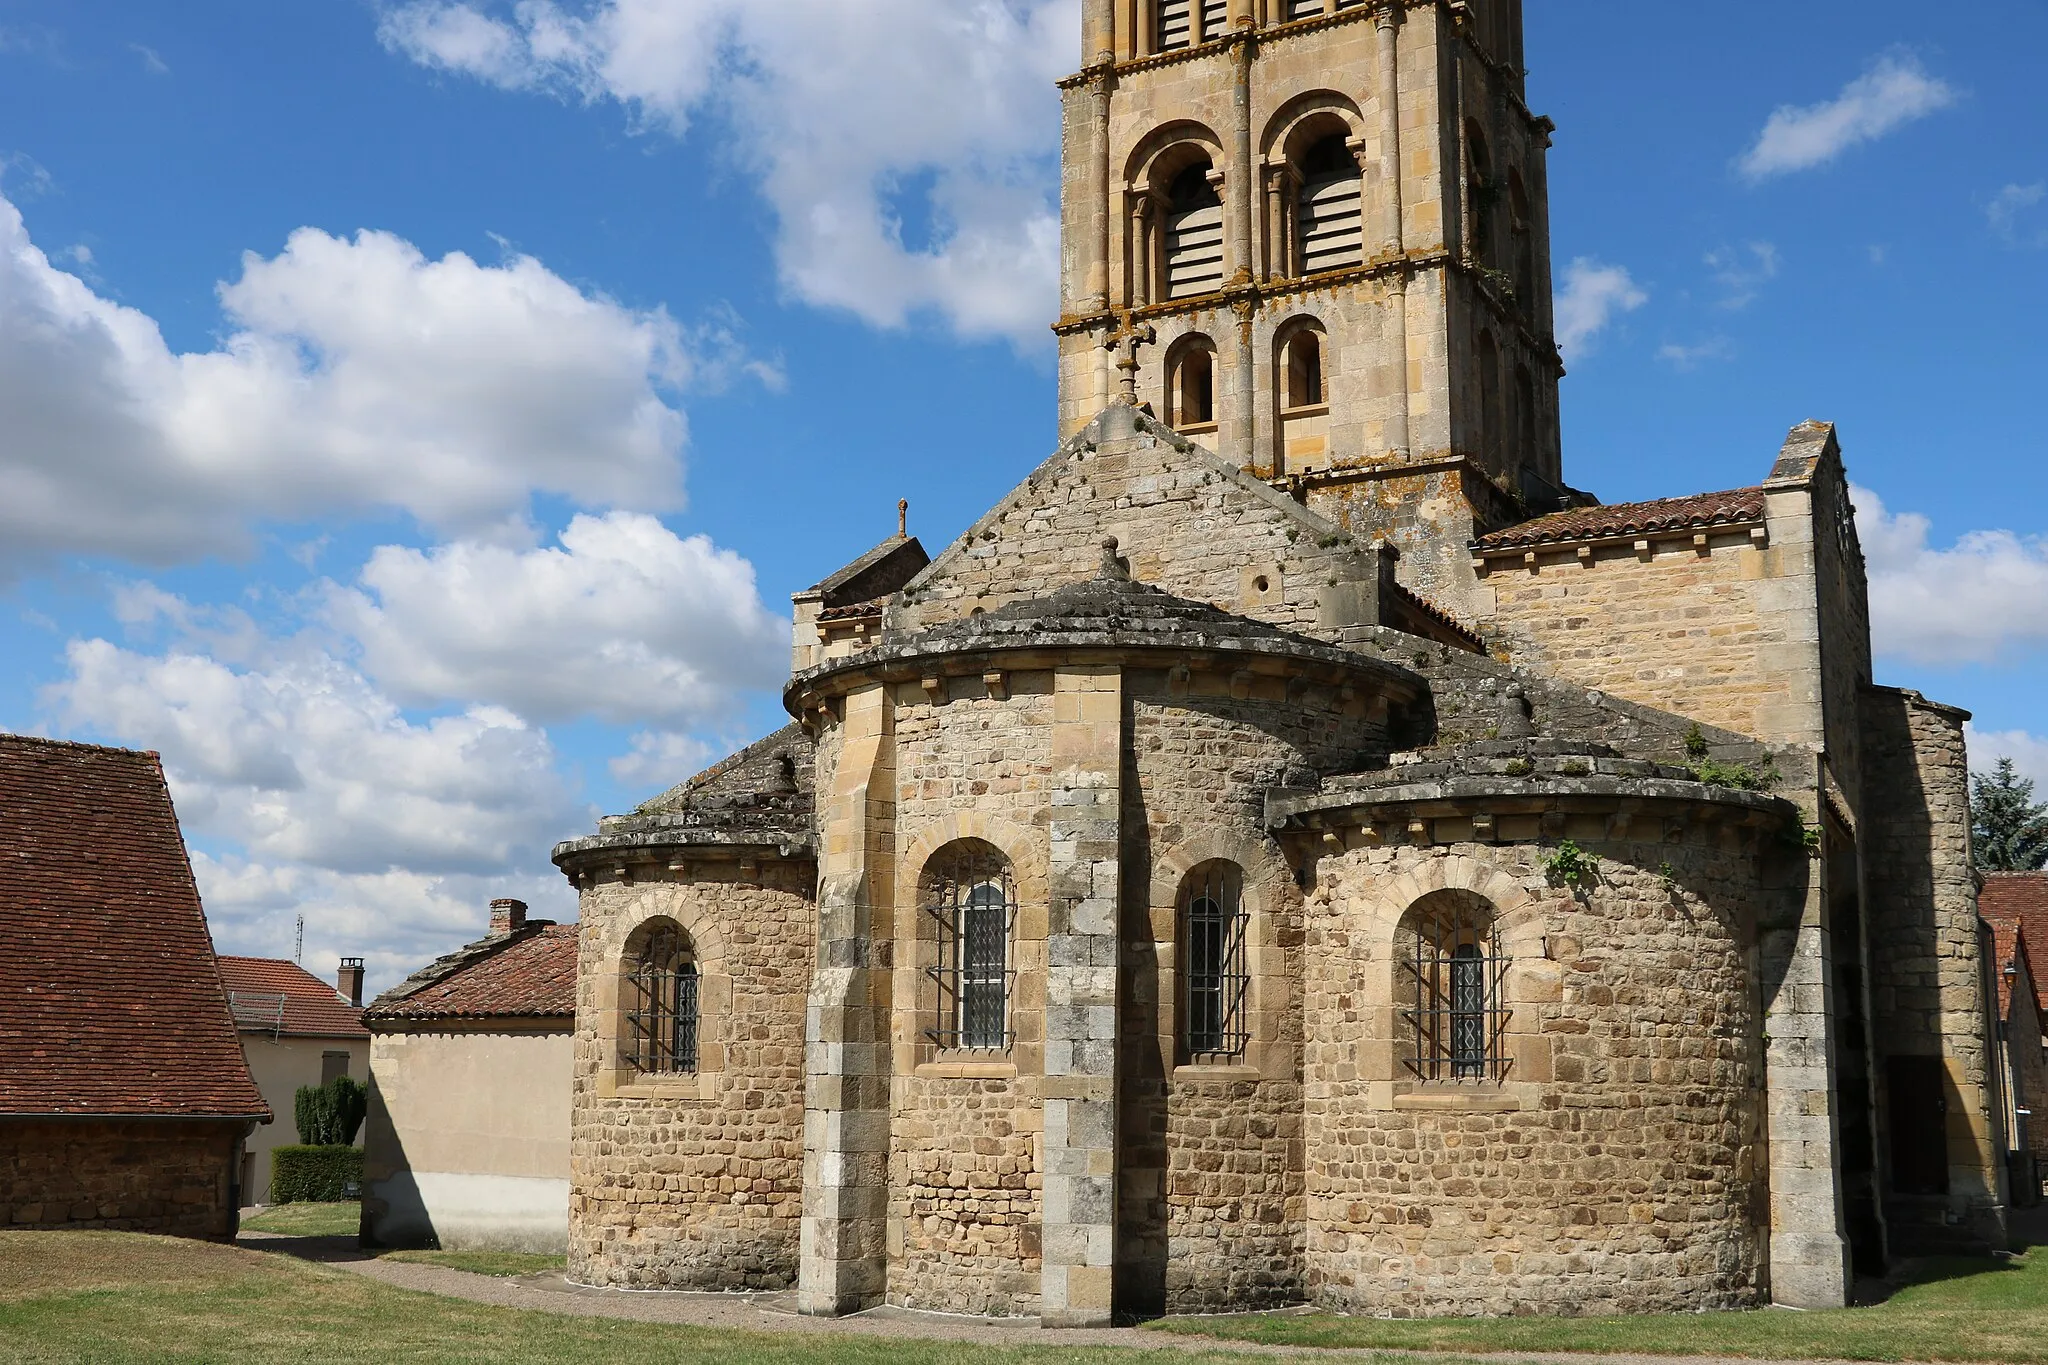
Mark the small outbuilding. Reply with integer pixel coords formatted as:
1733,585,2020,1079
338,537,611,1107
216,955,370,1203
360,899,576,1252
1984,872,2048,1202
0,734,270,1238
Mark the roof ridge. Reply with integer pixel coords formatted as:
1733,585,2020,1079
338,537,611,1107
366,921,557,1013
0,732,161,761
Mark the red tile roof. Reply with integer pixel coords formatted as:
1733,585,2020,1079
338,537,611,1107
0,735,270,1119
366,924,578,1022
1984,907,2027,1020
1474,488,1767,552
216,957,369,1039
1983,873,2048,1019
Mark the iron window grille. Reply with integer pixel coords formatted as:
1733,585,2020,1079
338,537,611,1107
1181,862,1251,1062
923,850,1016,1051
1399,898,1511,1083
625,925,699,1074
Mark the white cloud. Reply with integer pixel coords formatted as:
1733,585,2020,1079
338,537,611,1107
1989,183,2048,248
1739,53,1956,181
1657,337,1736,371
1969,725,2048,789
378,0,1078,346
326,511,789,727
0,151,52,198
1705,241,1778,310
0,189,778,574
609,729,716,793
1854,484,2048,665
129,43,169,75
1554,258,1647,359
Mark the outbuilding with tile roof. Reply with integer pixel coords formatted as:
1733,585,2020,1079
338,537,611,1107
216,955,370,1205
0,733,270,1239
359,900,577,1253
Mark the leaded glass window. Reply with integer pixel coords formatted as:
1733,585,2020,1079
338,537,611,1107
1400,893,1509,1083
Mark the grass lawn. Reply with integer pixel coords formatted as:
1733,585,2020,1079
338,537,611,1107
1151,1250,2048,1362
237,1203,359,1237
0,1231,1429,1365
378,1249,566,1278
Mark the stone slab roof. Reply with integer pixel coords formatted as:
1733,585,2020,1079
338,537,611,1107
1473,488,1767,552
0,734,270,1119
805,534,930,608
366,923,578,1022
216,956,368,1039
1983,872,2048,1019
554,724,816,869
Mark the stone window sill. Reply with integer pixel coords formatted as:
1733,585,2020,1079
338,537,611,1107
1172,1063,1263,1082
916,1060,1018,1080
1179,421,1219,436
1392,1085,1523,1113
604,1072,713,1102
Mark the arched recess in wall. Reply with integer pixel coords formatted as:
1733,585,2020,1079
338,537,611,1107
1395,889,1510,1084
1476,330,1502,470
1164,332,1219,433
1272,316,1329,474
1508,170,1535,319
915,838,1017,1053
1260,95,1367,280
1125,125,1227,307
1465,120,1495,271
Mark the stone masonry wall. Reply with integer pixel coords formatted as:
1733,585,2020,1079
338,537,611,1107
1,1119,242,1238
570,863,813,1289
1302,830,1771,1316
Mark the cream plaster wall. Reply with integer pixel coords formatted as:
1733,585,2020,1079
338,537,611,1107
238,1032,369,1204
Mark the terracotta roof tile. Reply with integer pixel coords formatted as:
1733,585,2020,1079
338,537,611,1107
1983,873,2048,1019
366,924,578,1021
216,957,368,1039
1474,488,1767,552
0,734,270,1118
1984,907,2026,1020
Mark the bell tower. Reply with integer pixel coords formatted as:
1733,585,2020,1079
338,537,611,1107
1055,0,1565,605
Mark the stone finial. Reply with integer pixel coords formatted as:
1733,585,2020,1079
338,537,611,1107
898,499,908,538
1099,536,1127,580
1499,682,1534,741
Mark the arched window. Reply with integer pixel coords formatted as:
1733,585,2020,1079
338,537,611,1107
1167,336,1217,429
625,922,699,1075
922,841,1015,1051
1477,330,1502,468
1398,891,1507,1082
1157,0,1193,51
1180,861,1248,1062
1466,122,1494,270
1165,162,1225,298
1508,171,1534,317
1296,135,1363,275
1284,329,1324,410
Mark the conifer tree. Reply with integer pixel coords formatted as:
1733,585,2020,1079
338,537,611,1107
1972,757,2048,872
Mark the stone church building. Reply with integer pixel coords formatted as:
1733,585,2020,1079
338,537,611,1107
551,0,2000,1324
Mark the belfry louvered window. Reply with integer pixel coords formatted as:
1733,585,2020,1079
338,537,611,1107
1165,163,1225,298
1199,0,1228,40
1181,862,1249,1062
924,843,1015,1051
1400,894,1509,1083
1297,135,1364,275
1157,0,1193,50
1287,0,1369,17
625,923,699,1074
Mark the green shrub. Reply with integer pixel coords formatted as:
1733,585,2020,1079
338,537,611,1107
270,1145,363,1204
293,1076,368,1146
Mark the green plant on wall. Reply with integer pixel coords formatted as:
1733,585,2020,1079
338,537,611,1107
1543,839,1597,890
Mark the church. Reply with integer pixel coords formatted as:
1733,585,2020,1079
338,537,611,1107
550,0,2002,1324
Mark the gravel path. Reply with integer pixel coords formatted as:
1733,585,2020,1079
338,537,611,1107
237,1232,1875,1365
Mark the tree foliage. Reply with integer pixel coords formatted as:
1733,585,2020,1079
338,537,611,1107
1972,758,2048,872
293,1075,368,1147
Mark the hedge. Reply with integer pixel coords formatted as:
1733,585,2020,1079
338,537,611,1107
270,1145,364,1204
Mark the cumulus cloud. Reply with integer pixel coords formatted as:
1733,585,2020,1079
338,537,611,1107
609,729,717,793
1739,53,1956,181
1705,242,1778,310
1854,485,2048,665
0,189,780,574
1657,337,1736,371
378,0,1077,346
1970,725,2048,788
1554,259,1647,360
129,43,170,75
1989,183,2048,248
326,511,789,727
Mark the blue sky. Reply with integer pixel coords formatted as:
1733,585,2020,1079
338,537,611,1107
3,0,2044,988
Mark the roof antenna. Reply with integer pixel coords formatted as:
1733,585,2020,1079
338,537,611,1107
898,499,909,538
294,914,304,965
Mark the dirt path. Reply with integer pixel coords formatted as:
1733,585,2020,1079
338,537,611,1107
238,1231,1880,1365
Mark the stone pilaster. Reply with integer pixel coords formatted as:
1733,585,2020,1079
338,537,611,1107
798,684,894,1315
1041,664,1123,1327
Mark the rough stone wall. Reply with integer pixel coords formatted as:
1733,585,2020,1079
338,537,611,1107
1,1119,242,1238
1860,687,2005,1252
569,864,812,1289
1302,833,1770,1317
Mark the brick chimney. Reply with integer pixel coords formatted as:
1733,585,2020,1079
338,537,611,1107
337,957,364,1008
490,898,528,935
